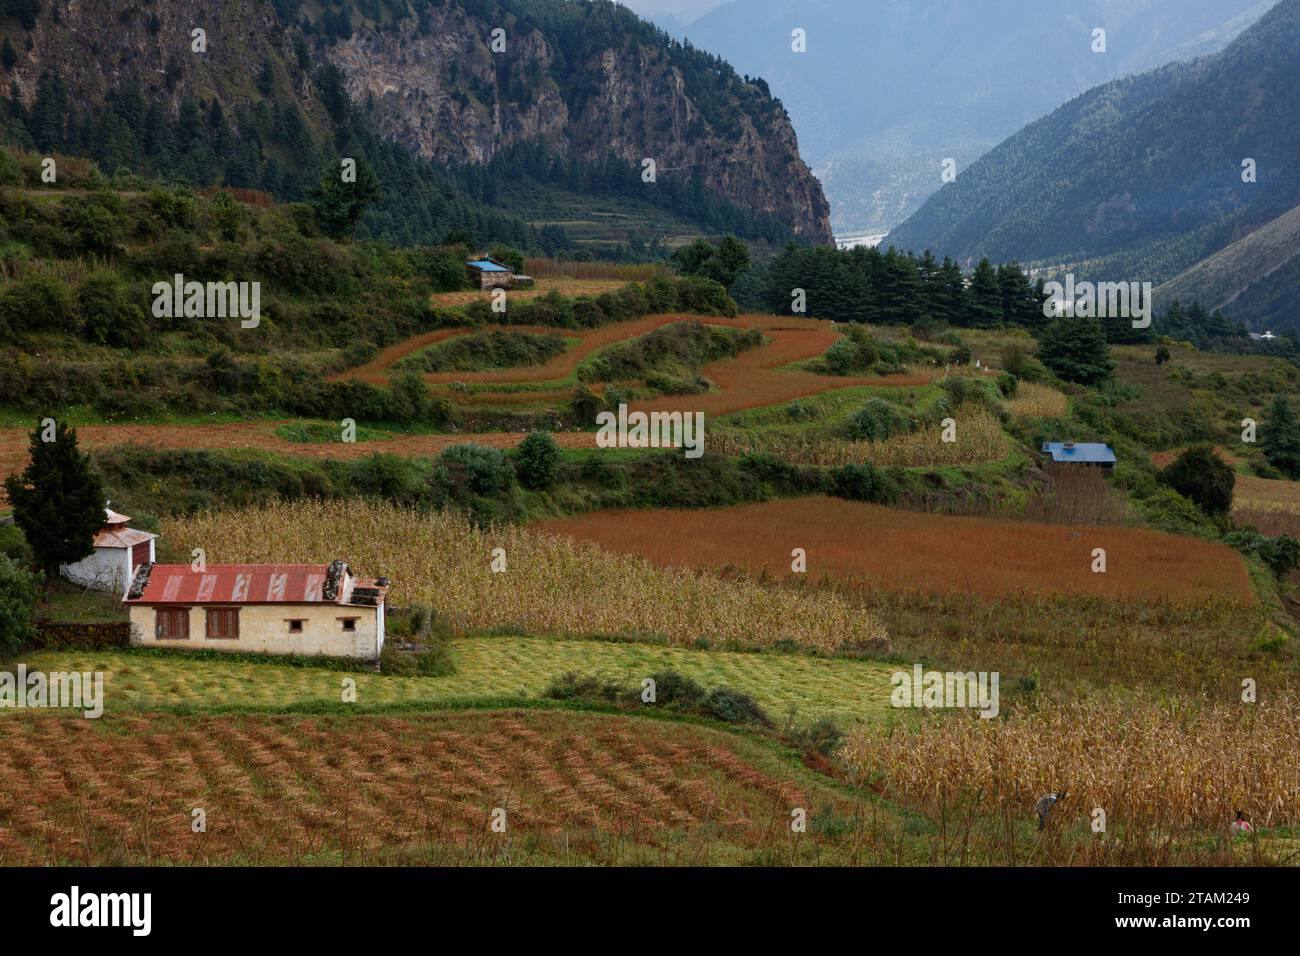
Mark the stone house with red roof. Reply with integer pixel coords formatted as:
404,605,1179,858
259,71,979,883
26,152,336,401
123,560,389,660
60,504,158,597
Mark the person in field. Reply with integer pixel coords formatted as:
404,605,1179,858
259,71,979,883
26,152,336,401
1230,810,1253,835
1034,790,1067,831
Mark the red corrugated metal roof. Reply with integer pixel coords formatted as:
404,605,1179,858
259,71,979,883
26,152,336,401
127,564,340,605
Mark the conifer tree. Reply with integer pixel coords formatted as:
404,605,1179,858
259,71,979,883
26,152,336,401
3,421,106,593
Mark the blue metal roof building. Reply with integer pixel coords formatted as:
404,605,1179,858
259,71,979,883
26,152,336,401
1041,441,1116,467
466,259,511,272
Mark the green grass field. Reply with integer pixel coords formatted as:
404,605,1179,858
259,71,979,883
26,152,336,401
10,636,898,724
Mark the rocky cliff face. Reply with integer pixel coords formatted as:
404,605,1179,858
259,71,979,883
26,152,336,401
328,6,830,240
4,0,831,242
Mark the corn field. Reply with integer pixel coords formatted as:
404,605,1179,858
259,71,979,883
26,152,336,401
1005,381,1070,420
710,409,1009,468
842,693,1300,833
163,500,888,653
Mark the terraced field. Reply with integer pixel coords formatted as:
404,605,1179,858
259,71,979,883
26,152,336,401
0,422,598,503
13,638,897,723
0,710,888,865
333,313,933,416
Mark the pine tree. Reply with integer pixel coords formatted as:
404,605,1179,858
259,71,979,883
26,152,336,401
1,36,17,73
3,421,106,594
1037,317,1114,385
1262,394,1300,479
966,258,1001,328
309,157,383,239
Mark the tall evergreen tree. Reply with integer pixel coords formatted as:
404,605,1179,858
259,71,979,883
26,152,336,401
966,258,1002,328
1262,394,1300,479
3,421,106,594
308,157,383,239
1037,317,1114,385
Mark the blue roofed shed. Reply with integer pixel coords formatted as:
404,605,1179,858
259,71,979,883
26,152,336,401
466,258,516,290
1041,441,1116,470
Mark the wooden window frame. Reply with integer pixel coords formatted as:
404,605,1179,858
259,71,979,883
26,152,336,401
338,617,358,632
156,607,190,640
205,607,241,640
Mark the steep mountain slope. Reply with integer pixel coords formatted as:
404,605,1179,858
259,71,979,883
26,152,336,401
1155,202,1300,329
886,0,1300,283
0,0,830,245
677,0,1270,233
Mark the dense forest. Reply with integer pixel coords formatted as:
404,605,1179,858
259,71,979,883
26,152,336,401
729,242,1280,361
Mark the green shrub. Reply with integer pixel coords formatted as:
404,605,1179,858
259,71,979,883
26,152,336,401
787,717,846,758
439,443,516,496
1159,445,1234,516
832,462,881,502
1225,529,1300,579
847,398,910,441
1,274,77,333
1135,487,1213,535
514,431,560,490
544,671,627,702
0,554,39,655
701,686,773,727
0,524,33,567
570,385,605,425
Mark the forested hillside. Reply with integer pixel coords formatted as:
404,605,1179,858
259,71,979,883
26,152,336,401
0,0,830,253
887,0,1300,284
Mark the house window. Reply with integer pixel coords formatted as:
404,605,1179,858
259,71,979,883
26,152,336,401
206,608,240,640
340,618,358,632
156,608,189,640
287,619,304,633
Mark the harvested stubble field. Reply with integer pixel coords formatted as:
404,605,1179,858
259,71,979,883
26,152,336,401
537,496,1256,604
16,640,897,723
712,409,1009,468
163,500,889,654
1232,475,1300,540
0,711,884,865
1233,473,1300,514
842,693,1300,863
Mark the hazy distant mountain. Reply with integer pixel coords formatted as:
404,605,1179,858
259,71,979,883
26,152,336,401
887,0,1300,296
679,0,1272,232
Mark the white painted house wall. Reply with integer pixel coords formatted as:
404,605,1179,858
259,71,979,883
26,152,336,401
62,539,155,597
127,601,384,659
